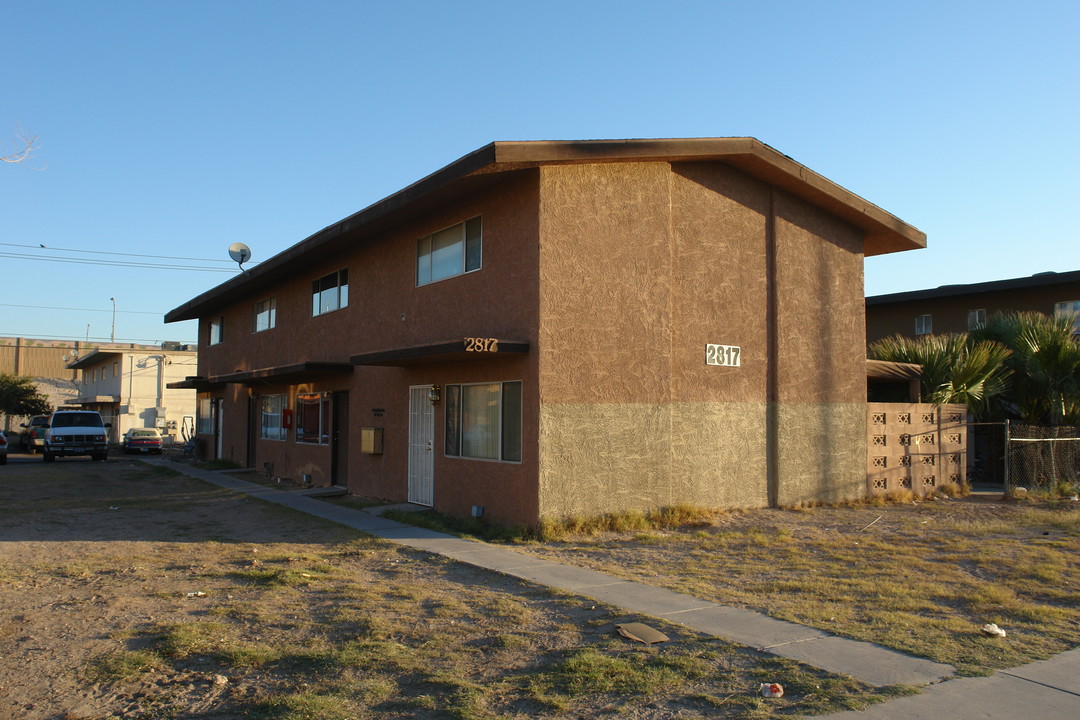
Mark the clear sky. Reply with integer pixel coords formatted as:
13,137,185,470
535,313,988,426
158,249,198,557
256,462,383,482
2,0,1077,347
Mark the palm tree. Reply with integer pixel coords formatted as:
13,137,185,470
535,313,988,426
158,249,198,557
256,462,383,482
867,333,1012,420
971,311,1080,425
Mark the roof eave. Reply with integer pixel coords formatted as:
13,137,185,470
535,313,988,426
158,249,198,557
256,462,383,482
166,138,923,322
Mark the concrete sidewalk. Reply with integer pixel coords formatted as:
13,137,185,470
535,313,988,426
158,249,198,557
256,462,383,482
149,460,1080,718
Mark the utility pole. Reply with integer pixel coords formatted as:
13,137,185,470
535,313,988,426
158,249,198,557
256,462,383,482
110,297,116,343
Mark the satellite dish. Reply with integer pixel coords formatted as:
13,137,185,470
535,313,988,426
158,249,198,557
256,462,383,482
228,242,252,270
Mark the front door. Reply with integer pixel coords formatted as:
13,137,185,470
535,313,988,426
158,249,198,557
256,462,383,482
408,386,434,506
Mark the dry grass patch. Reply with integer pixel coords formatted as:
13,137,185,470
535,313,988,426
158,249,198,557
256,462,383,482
520,498,1080,676
1,460,910,719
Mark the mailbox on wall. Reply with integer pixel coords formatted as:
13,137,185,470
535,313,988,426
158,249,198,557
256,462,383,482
359,427,384,454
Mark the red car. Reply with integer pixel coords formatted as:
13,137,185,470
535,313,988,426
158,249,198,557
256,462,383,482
122,428,163,454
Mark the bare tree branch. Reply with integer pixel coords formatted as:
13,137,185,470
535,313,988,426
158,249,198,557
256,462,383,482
2,128,40,164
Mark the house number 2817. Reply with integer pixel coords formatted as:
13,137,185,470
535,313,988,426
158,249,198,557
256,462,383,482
465,337,499,352
705,344,741,367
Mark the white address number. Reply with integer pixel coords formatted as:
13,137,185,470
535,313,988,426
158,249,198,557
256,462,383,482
705,344,741,367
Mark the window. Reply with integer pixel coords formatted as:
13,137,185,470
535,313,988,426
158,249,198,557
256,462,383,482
112,361,119,378
312,269,348,316
253,297,276,332
915,314,932,335
296,392,331,444
417,216,482,286
260,394,288,440
197,397,214,435
445,381,521,462
967,308,986,330
209,317,224,345
1055,301,1080,334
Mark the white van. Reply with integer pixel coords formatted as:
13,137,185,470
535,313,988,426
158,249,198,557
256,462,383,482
43,411,110,462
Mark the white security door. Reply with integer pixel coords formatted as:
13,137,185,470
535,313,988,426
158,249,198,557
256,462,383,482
408,386,435,506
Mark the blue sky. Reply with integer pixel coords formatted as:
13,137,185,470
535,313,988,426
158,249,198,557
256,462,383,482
2,0,1077,346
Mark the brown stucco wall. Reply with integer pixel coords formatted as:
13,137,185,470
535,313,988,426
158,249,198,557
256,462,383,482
195,171,543,526
866,281,1080,342
536,161,869,521
772,192,868,505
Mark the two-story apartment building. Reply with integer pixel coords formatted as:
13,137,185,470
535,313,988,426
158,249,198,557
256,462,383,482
67,345,198,444
165,138,925,526
866,270,1080,342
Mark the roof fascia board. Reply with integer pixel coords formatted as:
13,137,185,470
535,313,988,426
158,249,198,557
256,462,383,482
867,270,1080,306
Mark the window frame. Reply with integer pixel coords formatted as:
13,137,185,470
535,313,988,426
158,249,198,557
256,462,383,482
295,392,331,445
1054,300,1080,334
208,317,224,345
444,380,522,463
260,394,288,441
914,314,933,336
416,216,482,286
253,297,277,333
311,269,349,317
967,308,986,330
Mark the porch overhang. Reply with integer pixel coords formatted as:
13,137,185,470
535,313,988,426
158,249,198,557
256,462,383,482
351,339,530,367
167,376,222,391
168,362,354,390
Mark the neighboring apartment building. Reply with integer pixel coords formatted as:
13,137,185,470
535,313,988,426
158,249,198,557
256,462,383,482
67,345,198,444
165,138,925,526
866,270,1080,343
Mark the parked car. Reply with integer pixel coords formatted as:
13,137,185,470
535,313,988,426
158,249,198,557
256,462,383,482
0,432,8,464
20,414,50,454
43,410,110,462
122,428,163,454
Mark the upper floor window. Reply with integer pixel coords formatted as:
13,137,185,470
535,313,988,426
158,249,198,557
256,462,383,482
417,216,482,286
253,297,276,332
312,269,348,316
915,314,932,336
1055,300,1080,334
209,317,224,345
967,308,986,330
112,361,119,378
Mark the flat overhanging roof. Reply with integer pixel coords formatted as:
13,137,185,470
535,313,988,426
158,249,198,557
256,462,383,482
167,138,926,323
866,359,923,380
167,362,353,390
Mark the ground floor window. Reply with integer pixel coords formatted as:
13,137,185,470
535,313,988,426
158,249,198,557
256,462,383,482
260,394,288,440
296,392,331,444
445,381,521,462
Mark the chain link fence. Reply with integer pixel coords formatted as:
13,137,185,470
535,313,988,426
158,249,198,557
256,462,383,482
1006,423,1080,491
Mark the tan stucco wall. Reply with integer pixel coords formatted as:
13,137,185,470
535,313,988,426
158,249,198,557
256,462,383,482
537,161,868,521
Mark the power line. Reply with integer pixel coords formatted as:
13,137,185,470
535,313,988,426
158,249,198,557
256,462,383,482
0,241,256,265
0,303,166,315
0,251,237,272
0,333,197,346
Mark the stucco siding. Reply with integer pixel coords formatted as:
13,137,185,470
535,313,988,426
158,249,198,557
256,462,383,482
775,402,868,505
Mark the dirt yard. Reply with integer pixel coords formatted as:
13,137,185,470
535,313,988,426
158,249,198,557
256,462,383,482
1,455,908,720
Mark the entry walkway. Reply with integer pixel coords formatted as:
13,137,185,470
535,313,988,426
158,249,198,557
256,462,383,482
149,460,1080,718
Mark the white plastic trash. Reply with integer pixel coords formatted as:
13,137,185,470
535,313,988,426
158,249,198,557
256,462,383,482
760,682,784,698
980,623,1007,637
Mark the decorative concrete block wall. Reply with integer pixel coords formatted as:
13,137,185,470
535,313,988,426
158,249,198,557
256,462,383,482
867,403,967,496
